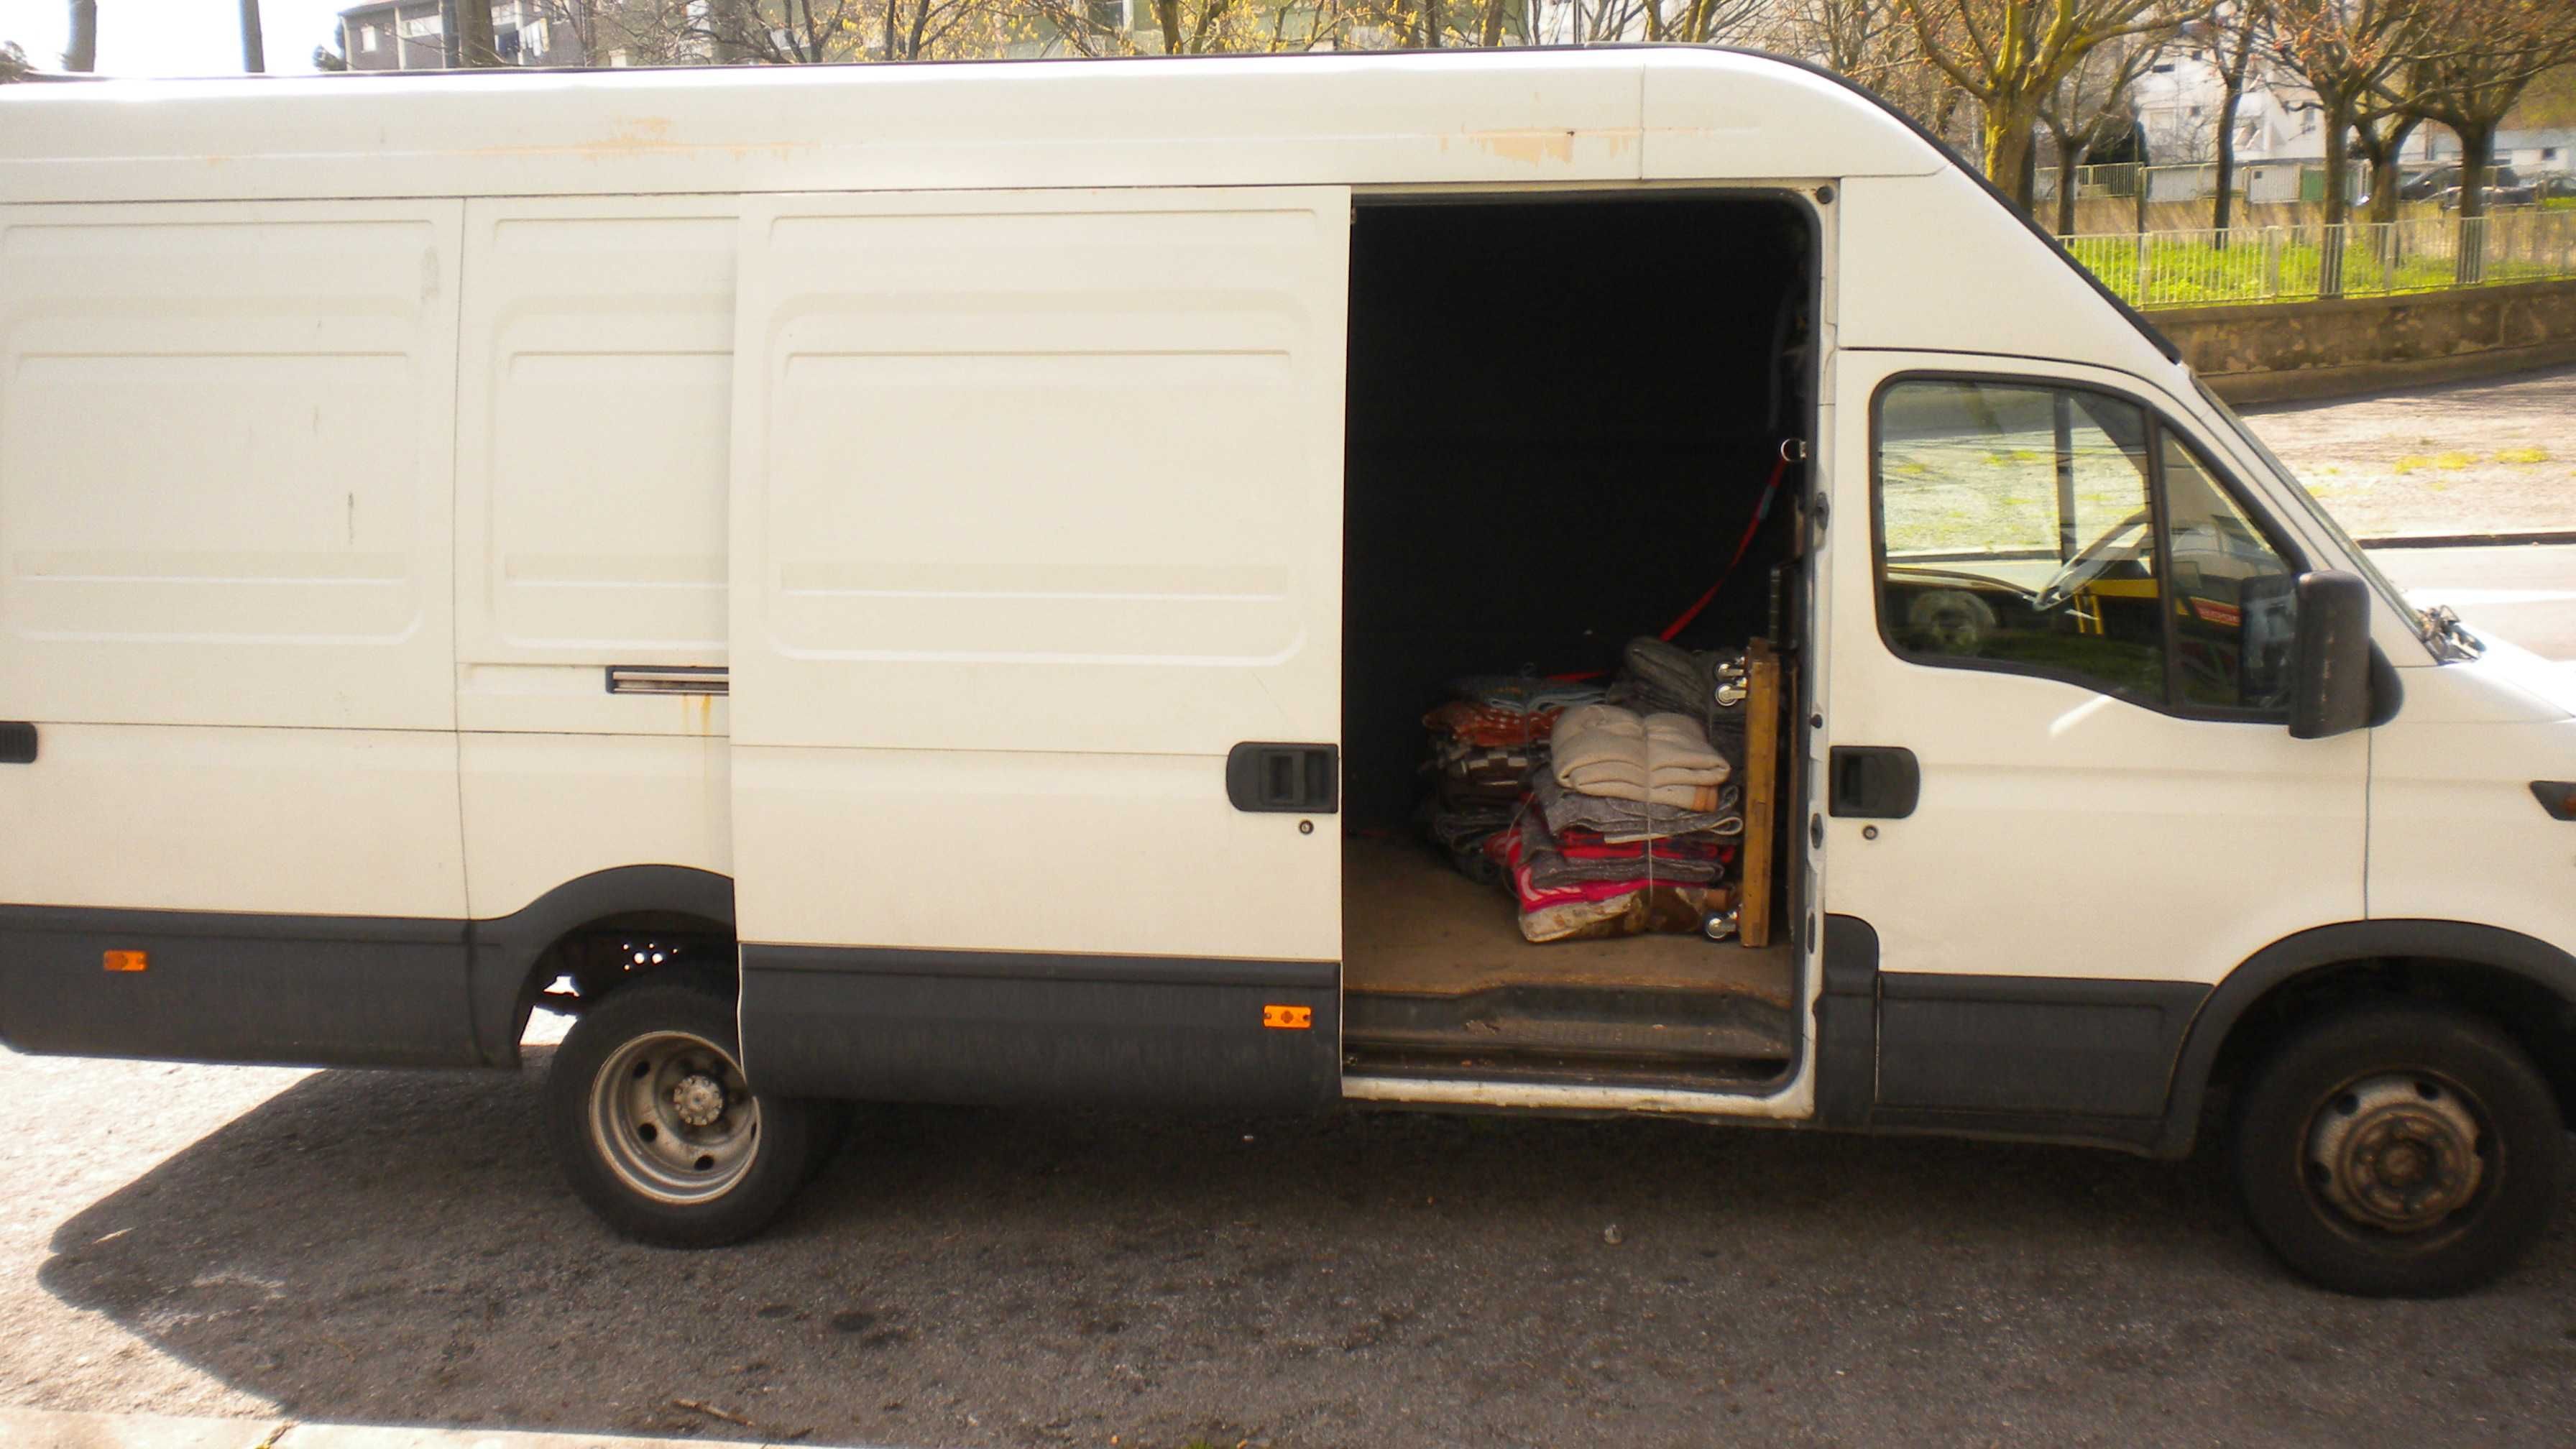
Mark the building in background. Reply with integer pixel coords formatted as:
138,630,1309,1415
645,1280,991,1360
339,1,584,70
2426,127,2576,176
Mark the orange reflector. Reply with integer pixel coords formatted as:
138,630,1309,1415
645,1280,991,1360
102,949,149,973
1262,1004,1312,1030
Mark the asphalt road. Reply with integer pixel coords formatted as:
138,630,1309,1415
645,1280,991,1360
2374,542,2576,661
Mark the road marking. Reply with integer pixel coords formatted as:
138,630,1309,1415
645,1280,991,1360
2403,589,2576,606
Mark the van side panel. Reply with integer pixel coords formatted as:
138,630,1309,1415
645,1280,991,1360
724,188,1351,1103
451,198,740,921
0,201,472,1062
0,203,464,735
724,189,1348,959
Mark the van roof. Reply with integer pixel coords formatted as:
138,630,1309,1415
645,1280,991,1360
0,45,2181,364
0,47,1948,204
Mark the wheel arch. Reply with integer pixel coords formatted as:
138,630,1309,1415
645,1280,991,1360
2158,919,2576,1156
466,865,737,1067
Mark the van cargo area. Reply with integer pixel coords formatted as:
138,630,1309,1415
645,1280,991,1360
1339,193,1814,1092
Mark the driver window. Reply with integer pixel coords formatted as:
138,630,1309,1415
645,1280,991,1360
2163,437,2299,712
1875,380,2167,706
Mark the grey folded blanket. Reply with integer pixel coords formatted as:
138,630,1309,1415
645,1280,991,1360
1606,636,1747,757
1532,771,1742,843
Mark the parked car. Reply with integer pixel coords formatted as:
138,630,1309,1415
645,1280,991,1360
2398,165,2465,201
2434,165,2533,211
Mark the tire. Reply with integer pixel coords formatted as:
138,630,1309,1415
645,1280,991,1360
2231,1001,2568,1297
545,975,818,1248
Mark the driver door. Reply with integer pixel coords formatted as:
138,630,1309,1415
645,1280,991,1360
1818,354,2367,1124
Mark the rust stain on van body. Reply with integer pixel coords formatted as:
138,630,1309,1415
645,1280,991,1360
461,115,806,165
1453,127,1641,165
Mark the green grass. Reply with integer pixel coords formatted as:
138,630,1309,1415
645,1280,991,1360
2066,232,2570,309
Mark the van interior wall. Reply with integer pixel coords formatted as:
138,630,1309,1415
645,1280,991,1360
1343,195,1813,829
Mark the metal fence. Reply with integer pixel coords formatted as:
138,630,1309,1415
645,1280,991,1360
2039,161,2361,206
2058,211,2576,308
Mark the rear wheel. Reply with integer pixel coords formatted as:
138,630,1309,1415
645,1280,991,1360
2231,1002,2567,1297
546,976,817,1247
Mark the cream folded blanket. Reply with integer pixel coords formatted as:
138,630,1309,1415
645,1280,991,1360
1552,704,1731,807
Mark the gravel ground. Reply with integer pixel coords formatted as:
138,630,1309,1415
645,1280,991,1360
2245,364,2576,539
9,369,2576,1449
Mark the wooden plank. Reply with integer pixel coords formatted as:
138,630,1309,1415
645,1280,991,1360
1780,661,1803,932
1737,638,1781,949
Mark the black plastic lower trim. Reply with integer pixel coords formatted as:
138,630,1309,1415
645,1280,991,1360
1813,914,1879,1128
0,904,476,1068
1874,972,2208,1120
738,944,1340,1110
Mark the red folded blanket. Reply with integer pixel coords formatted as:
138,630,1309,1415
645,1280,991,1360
1423,700,1562,748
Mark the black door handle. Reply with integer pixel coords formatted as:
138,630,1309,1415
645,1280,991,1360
1226,742,1338,814
0,723,33,765
1828,745,1918,819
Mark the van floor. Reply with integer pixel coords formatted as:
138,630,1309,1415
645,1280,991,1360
1341,836,1797,1086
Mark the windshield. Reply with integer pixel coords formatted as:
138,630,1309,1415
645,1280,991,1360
2192,377,2428,639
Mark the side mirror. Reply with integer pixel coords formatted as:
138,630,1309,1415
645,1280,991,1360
2290,570,2373,740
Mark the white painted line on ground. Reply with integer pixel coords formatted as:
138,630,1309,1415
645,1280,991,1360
2401,589,2576,607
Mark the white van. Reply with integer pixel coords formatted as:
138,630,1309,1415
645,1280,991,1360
1,48,2569,1298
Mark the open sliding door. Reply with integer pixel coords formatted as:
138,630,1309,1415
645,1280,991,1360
728,187,1351,1109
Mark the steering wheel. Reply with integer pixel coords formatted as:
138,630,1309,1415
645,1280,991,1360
2030,507,2153,613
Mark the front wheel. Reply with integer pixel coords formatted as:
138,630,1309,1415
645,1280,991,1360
2231,1002,2567,1297
546,975,818,1248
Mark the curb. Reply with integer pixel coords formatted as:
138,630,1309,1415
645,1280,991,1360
0,1409,883,1449
2359,530,2576,551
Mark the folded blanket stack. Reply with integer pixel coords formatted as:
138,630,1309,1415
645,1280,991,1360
1491,819,1723,944
1499,701,1743,944
1419,676,1604,885
1604,637,1749,766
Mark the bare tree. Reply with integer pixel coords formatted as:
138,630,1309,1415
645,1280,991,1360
1770,0,1913,74
1026,0,1378,54
2036,32,2167,234
2349,62,2426,224
1898,0,2215,213
2263,0,2434,229
530,0,617,63
2204,0,2264,239
240,0,266,70
446,0,504,64
615,0,870,62
1,40,29,80
2409,0,2576,224
64,0,96,70
1637,0,1770,42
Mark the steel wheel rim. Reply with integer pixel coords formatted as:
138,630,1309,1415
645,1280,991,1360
2301,1069,2493,1240
586,1029,760,1206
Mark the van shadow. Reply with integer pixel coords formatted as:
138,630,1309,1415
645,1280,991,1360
40,1053,2576,1448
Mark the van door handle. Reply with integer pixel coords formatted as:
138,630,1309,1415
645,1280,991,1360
605,666,727,696
1226,742,1339,814
1828,745,1918,819
0,722,34,764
